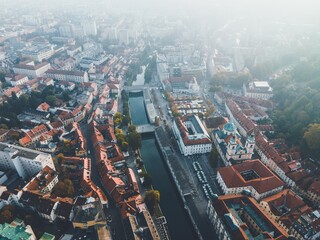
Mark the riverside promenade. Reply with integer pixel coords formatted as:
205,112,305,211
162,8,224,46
154,127,204,240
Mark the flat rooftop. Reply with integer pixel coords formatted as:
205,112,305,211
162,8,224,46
253,81,270,88
0,143,51,161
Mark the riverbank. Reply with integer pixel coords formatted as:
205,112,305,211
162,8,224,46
154,127,202,240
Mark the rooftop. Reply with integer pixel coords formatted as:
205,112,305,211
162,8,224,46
218,160,284,194
0,223,32,240
211,194,288,240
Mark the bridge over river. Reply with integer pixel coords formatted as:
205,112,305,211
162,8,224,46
136,124,155,134
123,85,146,92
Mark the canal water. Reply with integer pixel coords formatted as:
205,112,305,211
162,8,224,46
132,65,146,86
128,92,149,125
129,94,196,240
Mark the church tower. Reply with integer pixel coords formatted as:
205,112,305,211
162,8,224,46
245,132,255,155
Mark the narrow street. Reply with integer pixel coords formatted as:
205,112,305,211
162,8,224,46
81,123,126,240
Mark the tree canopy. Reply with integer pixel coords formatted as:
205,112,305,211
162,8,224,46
52,178,75,198
304,124,320,152
144,190,160,215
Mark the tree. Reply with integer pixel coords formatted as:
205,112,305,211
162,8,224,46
114,112,124,126
0,209,13,223
127,125,137,133
144,66,152,83
144,190,160,215
52,178,75,197
0,205,16,224
209,148,219,169
57,153,64,165
141,173,152,188
45,95,58,106
304,124,320,151
121,141,129,152
128,131,141,150
0,124,8,129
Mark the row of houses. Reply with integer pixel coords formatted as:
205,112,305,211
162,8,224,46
224,99,320,206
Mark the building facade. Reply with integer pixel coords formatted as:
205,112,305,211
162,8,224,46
173,115,212,156
0,143,55,180
46,69,89,83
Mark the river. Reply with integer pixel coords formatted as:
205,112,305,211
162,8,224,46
128,92,149,125
129,94,197,240
132,65,146,86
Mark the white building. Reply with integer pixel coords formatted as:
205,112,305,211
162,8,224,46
213,122,255,165
13,61,51,78
9,75,28,86
20,45,54,62
59,24,74,38
156,54,169,86
0,143,55,180
23,166,58,194
83,20,97,36
46,69,89,83
243,81,273,100
217,159,284,201
169,76,200,94
173,115,212,156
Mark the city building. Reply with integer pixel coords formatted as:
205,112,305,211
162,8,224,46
0,142,55,180
13,61,51,78
173,115,212,156
59,24,74,38
8,74,29,86
20,45,54,62
19,124,49,146
0,219,36,240
217,160,284,201
259,189,317,238
45,69,89,83
72,197,106,229
213,122,255,165
156,54,169,86
82,20,97,36
207,194,288,240
168,76,200,94
23,166,58,195
243,81,273,100
124,209,161,240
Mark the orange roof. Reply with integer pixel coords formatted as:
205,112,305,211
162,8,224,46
19,135,32,145
37,102,50,111
218,160,284,194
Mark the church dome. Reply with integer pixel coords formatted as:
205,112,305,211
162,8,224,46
223,122,236,133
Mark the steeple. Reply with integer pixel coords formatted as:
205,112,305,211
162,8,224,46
245,132,255,154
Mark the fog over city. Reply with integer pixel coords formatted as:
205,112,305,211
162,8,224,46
0,0,320,240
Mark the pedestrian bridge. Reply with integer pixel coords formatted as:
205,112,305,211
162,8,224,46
136,124,155,134
123,85,146,92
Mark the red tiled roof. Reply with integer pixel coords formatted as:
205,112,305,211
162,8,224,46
37,102,50,111
218,160,284,194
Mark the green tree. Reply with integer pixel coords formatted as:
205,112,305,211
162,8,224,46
57,153,64,165
209,148,219,169
121,141,129,152
45,95,58,106
52,179,75,197
144,190,160,215
0,124,8,129
128,131,141,150
127,125,137,133
114,112,124,126
0,210,12,223
144,66,152,83
141,173,152,188
304,124,320,151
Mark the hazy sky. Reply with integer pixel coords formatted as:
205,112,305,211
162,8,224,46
1,0,320,25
